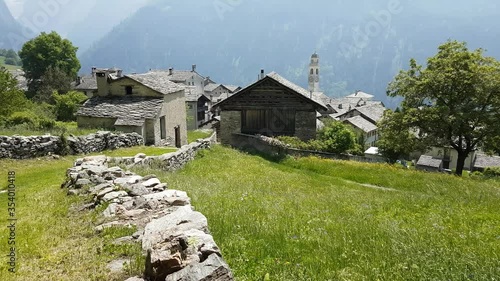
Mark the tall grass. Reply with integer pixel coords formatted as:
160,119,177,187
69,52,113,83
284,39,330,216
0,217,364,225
0,122,101,137
132,146,500,281
187,130,213,144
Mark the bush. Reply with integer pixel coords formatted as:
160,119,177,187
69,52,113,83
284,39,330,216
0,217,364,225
483,167,500,178
6,109,55,130
7,111,38,127
53,91,88,121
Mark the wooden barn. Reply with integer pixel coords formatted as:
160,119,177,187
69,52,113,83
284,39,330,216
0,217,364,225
213,71,327,145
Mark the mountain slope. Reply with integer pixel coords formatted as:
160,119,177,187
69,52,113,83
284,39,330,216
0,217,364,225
79,0,500,107
0,0,23,49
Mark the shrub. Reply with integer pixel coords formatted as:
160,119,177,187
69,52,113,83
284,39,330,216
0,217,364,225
7,111,38,128
53,91,88,121
483,167,500,178
317,120,357,154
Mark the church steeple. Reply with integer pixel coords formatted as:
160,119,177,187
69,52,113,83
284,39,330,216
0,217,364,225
308,52,320,92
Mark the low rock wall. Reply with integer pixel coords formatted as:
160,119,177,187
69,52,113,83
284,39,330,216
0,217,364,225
61,151,233,280
0,131,144,159
110,133,216,172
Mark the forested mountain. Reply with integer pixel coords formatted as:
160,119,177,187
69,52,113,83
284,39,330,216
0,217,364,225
0,0,23,49
77,0,500,107
3,0,499,107
3,0,149,53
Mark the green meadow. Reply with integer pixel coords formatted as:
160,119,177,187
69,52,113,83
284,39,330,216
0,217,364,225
0,145,498,280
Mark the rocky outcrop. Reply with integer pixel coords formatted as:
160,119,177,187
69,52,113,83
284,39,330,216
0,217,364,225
0,131,143,159
61,136,232,281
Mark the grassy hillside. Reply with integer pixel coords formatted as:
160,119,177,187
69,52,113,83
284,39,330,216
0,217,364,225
0,56,20,71
0,145,498,280
133,146,500,281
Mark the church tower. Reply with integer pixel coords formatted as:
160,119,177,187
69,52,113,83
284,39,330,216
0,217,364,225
308,52,320,92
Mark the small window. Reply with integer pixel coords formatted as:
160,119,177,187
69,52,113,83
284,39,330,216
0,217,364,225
316,69,319,75
125,86,133,95
310,69,314,75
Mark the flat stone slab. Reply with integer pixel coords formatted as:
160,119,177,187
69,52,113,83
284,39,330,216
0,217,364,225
142,178,161,187
165,254,234,281
102,191,128,202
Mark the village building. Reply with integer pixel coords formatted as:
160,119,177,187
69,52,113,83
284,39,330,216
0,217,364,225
416,155,444,172
76,69,188,147
214,71,328,145
185,86,211,130
473,154,500,172
204,83,241,103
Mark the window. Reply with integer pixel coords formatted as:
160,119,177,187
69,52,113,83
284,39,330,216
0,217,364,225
316,69,319,75
241,109,295,136
125,86,133,95
310,69,314,75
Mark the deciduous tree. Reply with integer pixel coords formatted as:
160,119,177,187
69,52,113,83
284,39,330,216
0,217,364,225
0,68,28,118
386,40,500,176
19,32,80,97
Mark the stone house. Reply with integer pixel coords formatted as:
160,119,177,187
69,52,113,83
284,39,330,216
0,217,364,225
76,70,188,147
335,104,386,147
214,71,328,145
185,86,210,130
413,147,477,171
149,65,212,129
73,67,123,98
473,154,500,172
343,115,379,147
416,155,444,172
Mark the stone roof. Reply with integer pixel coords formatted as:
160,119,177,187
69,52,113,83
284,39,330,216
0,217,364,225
224,85,241,93
213,72,328,111
417,155,443,169
8,69,28,91
266,72,328,111
345,116,378,133
356,104,386,123
77,96,164,122
150,69,200,82
347,91,374,99
474,154,500,169
74,75,97,90
204,83,223,92
124,72,185,95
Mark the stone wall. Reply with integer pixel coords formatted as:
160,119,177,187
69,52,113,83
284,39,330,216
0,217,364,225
0,131,144,159
61,132,232,281
230,133,386,164
220,111,241,145
295,111,317,141
110,132,217,172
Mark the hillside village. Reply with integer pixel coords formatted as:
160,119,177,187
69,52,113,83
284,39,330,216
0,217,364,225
66,53,500,173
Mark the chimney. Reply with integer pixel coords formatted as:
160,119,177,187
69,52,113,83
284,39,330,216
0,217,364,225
260,69,265,80
169,67,173,75
117,69,123,78
77,76,82,85
91,67,97,77
192,64,197,72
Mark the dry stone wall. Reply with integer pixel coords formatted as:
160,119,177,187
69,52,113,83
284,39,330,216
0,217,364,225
62,156,233,280
61,132,232,281
110,132,217,172
0,131,143,159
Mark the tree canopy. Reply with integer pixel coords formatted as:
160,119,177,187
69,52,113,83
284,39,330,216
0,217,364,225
19,32,80,96
0,68,29,118
384,40,500,175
